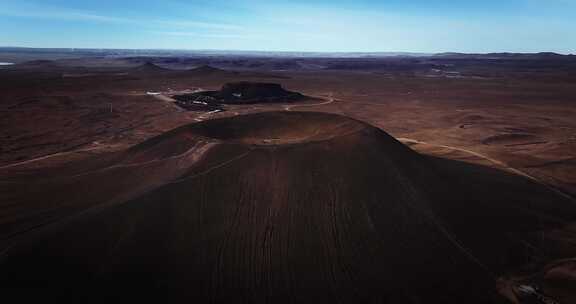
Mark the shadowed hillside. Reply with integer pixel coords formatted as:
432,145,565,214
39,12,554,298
0,111,574,302
188,64,228,74
129,62,170,74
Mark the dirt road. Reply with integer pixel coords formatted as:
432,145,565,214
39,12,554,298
398,137,575,201
0,146,103,170
284,92,335,111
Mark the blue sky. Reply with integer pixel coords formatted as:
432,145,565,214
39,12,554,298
1,0,575,53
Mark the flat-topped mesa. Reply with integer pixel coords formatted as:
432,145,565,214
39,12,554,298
219,81,301,101
174,82,307,107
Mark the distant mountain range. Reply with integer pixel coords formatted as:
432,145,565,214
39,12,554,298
0,47,573,59
434,52,575,59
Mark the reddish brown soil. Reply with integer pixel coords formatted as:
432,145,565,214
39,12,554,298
1,61,574,197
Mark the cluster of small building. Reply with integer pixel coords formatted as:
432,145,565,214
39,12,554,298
173,94,223,111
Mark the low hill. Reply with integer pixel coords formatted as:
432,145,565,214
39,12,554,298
188,64,227,74
11,59,71,72
434,52,572,60
15,59,59,68
129,62,170,74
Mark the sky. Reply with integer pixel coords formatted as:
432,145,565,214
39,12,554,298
1,0,575,53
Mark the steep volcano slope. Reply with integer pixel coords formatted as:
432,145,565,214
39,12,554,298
0,112,574,302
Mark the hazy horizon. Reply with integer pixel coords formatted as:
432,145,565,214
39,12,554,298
0,46,574,56
1,0,575,54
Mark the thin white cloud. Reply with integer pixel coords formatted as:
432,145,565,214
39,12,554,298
0,2,243,32
0,9,129,23
152,31,259,40
154,20,244,31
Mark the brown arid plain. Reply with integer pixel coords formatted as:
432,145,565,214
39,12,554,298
0,53,575,303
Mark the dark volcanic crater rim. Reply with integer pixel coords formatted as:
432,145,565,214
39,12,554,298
139,111,374,148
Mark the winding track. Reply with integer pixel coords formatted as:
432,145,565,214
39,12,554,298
153,93,185,112
280,92,572,201
284,92,335,111
398,137,575,202
0,146,102,171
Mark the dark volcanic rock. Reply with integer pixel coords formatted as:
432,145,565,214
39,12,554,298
220,81,299,100
174,82,306,108
1,112,575,303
